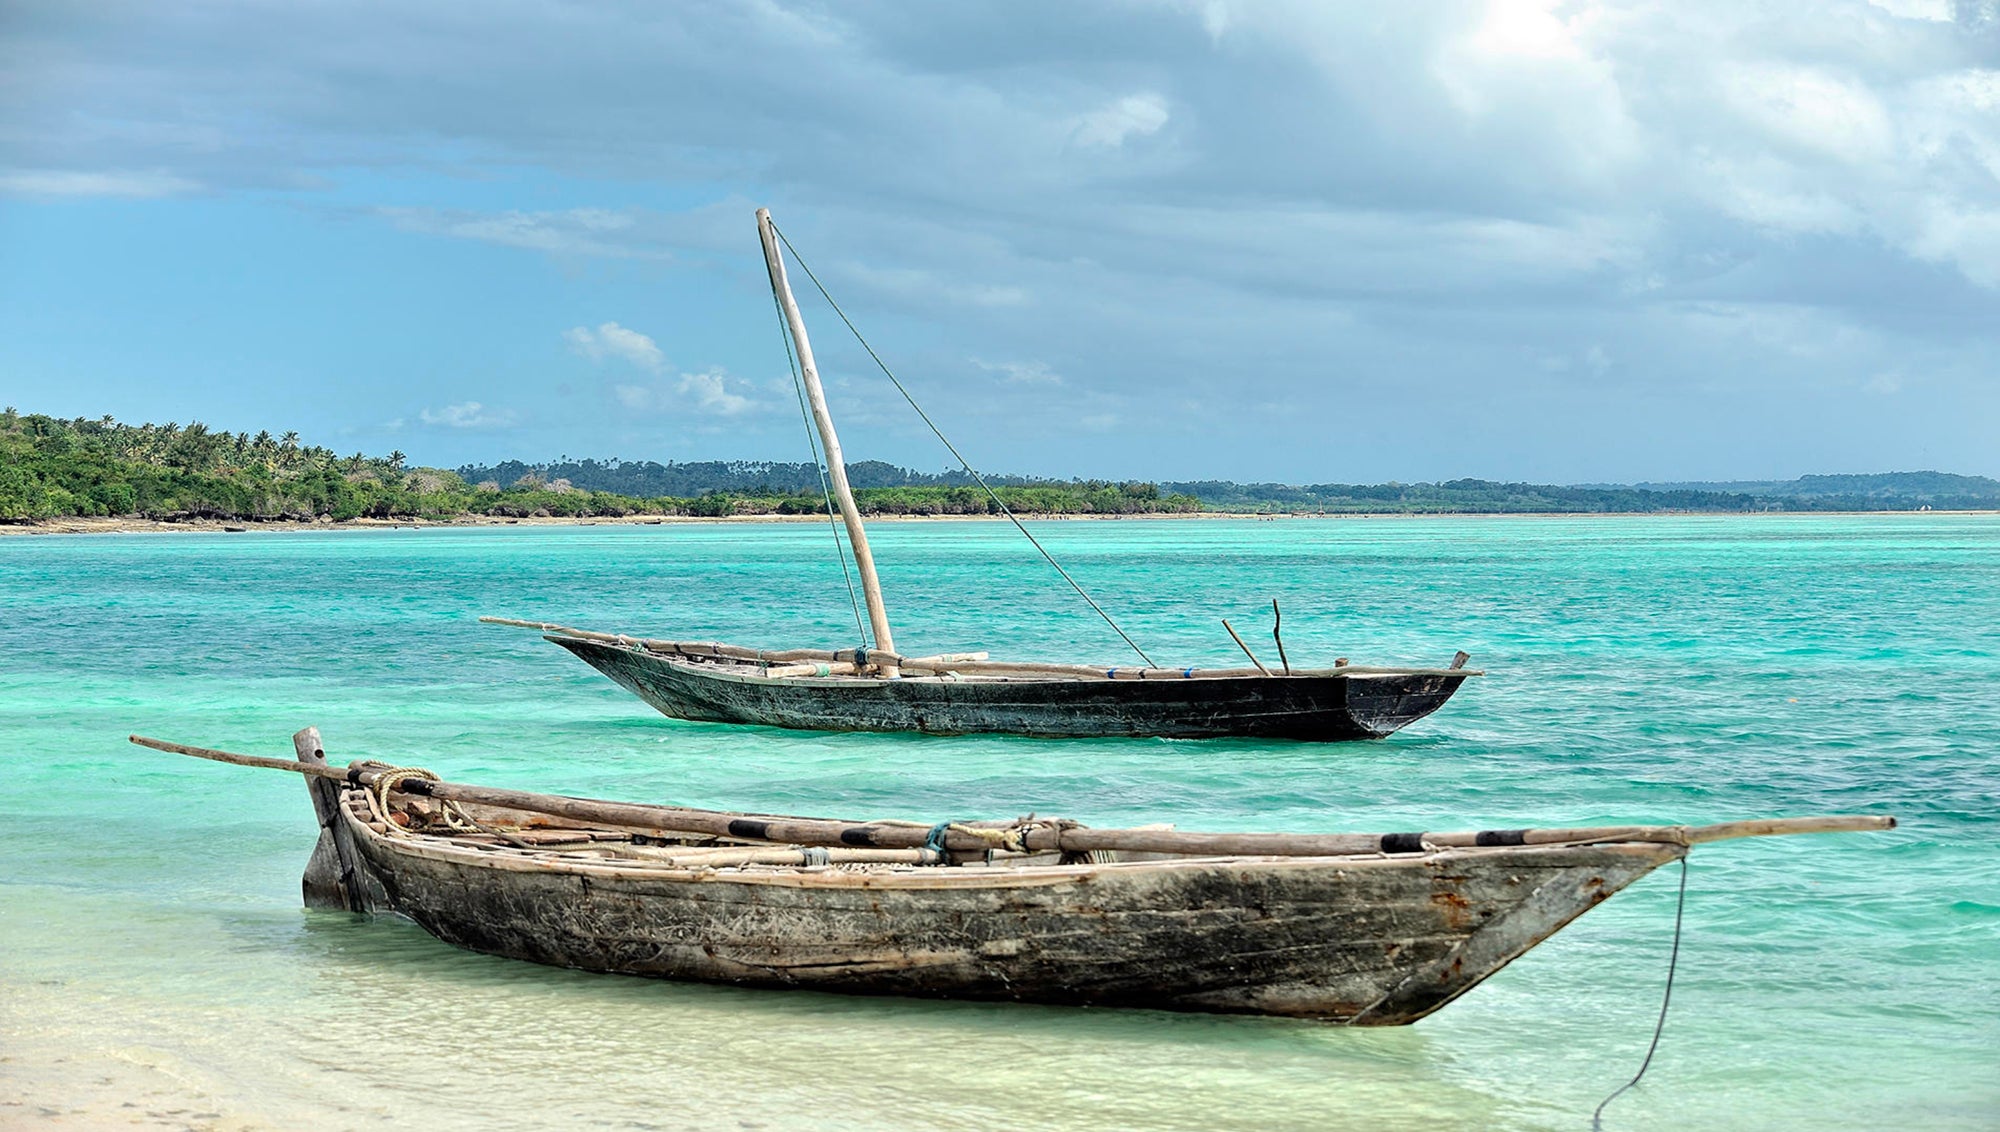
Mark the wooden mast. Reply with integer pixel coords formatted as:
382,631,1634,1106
757,207,898,672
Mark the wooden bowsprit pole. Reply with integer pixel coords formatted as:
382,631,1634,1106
757,207,898,676
126,735,1895,858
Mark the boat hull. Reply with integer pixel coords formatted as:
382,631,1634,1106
335,800,1678,1024
551,637,1469,740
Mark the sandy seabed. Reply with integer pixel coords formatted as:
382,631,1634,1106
0,1034,269,1132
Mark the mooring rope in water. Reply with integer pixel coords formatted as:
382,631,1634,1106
1591,856,1690,1130
769,275,871,649
769,221,1156,667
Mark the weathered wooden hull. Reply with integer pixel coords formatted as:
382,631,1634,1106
551,637,1469,740
323,792,1679,1024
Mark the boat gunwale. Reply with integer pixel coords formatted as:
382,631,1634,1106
339,800,1687,891
584,638,1483,686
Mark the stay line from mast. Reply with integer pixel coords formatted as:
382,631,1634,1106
769,275,871,648
758,209,897,666
769,221,1156,668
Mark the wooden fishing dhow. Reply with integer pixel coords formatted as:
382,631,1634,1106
487,208,1479,741
482,616,1475,741
129,730,1895,1023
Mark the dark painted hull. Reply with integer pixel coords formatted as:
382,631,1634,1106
552,637,1469,741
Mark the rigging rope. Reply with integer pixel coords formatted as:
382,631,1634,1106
769,275,870,647
770,222,1155,667
1591,856,1690,1130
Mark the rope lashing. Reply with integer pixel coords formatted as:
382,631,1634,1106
921,820,1052,864
921,821,954,863
770,221,1156,668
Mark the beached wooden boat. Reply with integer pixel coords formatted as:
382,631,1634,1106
130,731,1894,1023
485,209,1479,740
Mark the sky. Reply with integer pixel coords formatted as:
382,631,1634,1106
2,0,1997,484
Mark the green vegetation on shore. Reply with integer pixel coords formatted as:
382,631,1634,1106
0,411,1195,522
5,409,1994,524
1159,473,2000,513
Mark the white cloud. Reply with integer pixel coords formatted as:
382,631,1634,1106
613,368,767,417
973,358,1063,385
0,168,198,198
841,263,1030,308
1720,64,1896,166
1072,93,1170,148
1867,0,1954,19
379,207,665,259
565,322,665,372
418,401,515,428
1462,0,1591,63
677,369,755,415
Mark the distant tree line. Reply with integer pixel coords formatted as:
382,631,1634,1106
6,408,1992,523
455,457,1053,497
0,410,1196,522
1159,474,2000,514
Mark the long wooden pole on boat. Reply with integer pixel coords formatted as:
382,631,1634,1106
757,207,898,675
129,734,1894,857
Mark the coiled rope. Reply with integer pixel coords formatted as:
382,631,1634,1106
362,766,536,849
1591,856,1690,1130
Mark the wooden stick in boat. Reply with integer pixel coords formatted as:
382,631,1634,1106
757,207,898,675
1041,815,1899,856
600,845,938,867
903,651,988,666
1271,600,1292,676
762,661,863,679
127,735,1893,857
1221,619,1273,676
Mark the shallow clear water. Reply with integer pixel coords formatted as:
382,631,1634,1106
2,516,1995,1130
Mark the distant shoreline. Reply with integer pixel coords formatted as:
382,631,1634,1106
5,510,1994,536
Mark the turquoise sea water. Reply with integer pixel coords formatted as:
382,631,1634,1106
2,515,1995,1131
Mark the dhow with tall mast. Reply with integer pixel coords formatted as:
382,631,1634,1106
486,208,1478,740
